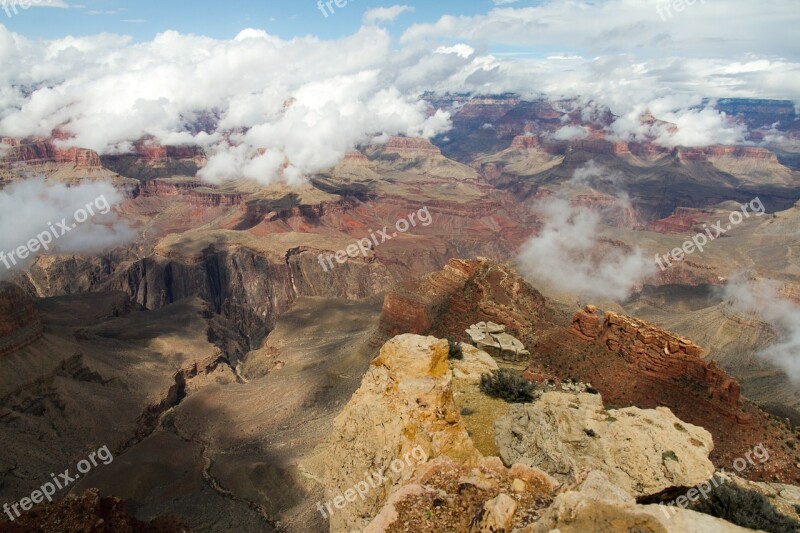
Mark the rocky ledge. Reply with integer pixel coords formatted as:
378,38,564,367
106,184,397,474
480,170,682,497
313,333,783,532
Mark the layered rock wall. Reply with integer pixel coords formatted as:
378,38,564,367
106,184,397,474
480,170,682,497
0,282,43,356
570,306,742,410
0,139,102,169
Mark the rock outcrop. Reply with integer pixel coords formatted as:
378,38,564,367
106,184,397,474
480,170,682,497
527,470,753,533
380,136,443,155
495,391,715,498
450,343,499,383
0,282,43,356
535,304,799,481
377,258,560,349
0,488,188,532
0,138,102,169
363,456,558,533
319,334,481,531
570,306,743,412
322,333,761,533
570,305,602,341
600,311,742,408
466,321,530,362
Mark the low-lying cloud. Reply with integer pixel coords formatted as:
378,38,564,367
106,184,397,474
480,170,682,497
0,26,452,186
517,201,654,301
0,178,133,277
723,275,800,383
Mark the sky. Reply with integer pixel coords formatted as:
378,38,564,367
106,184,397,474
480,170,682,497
0,0,503,43
0,0,799,186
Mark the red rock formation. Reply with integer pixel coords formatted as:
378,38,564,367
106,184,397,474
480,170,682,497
0,282,43,356
677,146,778,162
133,138,204,160
135,179,244,207
510,135,540,149
381,136,442,155
570,305,601,341
595,311,741,409
54,147,102,168
649,207,714,234
0,138,102,169
341,150,369,162
377,258,558,345
378,260,473,338
569,140,632,156
628,142,670,158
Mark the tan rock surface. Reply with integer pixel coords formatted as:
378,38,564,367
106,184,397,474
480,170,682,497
318,334,482,531
527,470,753,533
495,391,715,497
450,343,499,383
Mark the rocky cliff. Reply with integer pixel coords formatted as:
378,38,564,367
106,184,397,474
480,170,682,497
0,282,43,356
377,258,561,348
317,335,483,531
538,305,800,480
375,259,799,483
571,306,743,412
0,138,102,169
317,333,769,532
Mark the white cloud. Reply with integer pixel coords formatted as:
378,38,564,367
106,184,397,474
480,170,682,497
549,125,590,141
518,198,654,300
724,275,800,383
401,1,799,59
0,26,451,186
363,5,415,25
0,178,134,278
0,1,797,185
517,164,655,301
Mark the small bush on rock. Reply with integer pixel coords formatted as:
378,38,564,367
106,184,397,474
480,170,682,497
447,337,463,360
479,369,536,403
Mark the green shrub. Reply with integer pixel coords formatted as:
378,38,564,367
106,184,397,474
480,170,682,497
479,369,536,403
447,337,463,360
691,482,800,533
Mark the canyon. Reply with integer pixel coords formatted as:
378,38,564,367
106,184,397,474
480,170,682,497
0,95,799,531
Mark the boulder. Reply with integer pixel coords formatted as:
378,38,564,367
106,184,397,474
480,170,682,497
466,322,530,362
526,470,753,533
495,391,715,497
473,492,517,532
450,343,499,383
